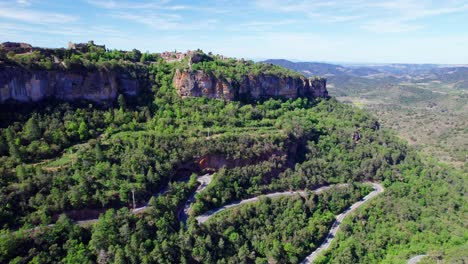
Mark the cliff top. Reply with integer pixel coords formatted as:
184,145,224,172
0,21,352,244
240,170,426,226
0,41,327,105
0,41,321,83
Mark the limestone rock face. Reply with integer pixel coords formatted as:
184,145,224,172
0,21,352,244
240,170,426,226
173,69,328,100
172,70,236,100
0,65,139,103
0,61,326,104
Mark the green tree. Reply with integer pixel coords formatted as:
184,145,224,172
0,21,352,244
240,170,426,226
95,143,104,162
78,121,89,140
5,128,21,161
63,241,93,264
24,115,41,141
0,135,7,155
114,247,126,264
129,49,142,62
118,94,126,110
146,166,160,184
16,164,26,181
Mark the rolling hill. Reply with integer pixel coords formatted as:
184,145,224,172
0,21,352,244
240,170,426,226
263,59,468,169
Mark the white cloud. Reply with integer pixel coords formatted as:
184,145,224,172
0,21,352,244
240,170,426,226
86,0,222,12
254,0,468,33
16,0,32,6
85,0,223,31
113,12,217,30
232,19,302,31
362,20,423,33
0,22,122,40
113,12,181,30
254,0,363,24
0,6,78,24
255,0,338,13
85,0,170,9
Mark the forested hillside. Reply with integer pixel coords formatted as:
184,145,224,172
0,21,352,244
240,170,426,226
264,59,468,171
0,44,466,263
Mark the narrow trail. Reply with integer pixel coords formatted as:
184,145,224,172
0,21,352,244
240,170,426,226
195,184,348,224
300,183,384,264
407,255,428,264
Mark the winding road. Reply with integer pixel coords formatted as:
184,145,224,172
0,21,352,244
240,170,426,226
195,184,348,224
78,173,214,225
407,255,428,264
189,181,383,263
28,174,214,230
22,175,385,264
178,173,213,223
300,182,384,264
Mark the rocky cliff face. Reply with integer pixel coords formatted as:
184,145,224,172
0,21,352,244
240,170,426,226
173,69,328,100
0,64,139,103
0,63,327,104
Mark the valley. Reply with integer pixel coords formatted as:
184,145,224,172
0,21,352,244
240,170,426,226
1,0,467,262
265,60,468,171
0,42,466,264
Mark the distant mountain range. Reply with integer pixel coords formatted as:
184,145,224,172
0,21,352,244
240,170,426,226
262,59,468,91
262,59,381,77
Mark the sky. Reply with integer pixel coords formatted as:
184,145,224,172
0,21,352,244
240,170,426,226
1,0,468,64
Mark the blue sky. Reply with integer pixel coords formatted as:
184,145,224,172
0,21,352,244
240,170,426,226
1,0,468,64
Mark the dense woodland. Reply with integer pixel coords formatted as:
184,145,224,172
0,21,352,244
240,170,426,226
197,184,371,263
0,43,466,263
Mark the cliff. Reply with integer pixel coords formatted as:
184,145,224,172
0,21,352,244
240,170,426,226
0,42,328,104
1,66,328,104
0,64,139,103
173,69,327,100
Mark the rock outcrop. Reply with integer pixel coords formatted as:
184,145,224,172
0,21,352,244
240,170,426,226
0,64,139,103
0,65,327,103
0,42,33,54
0,41,327,103
173,69,328,100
